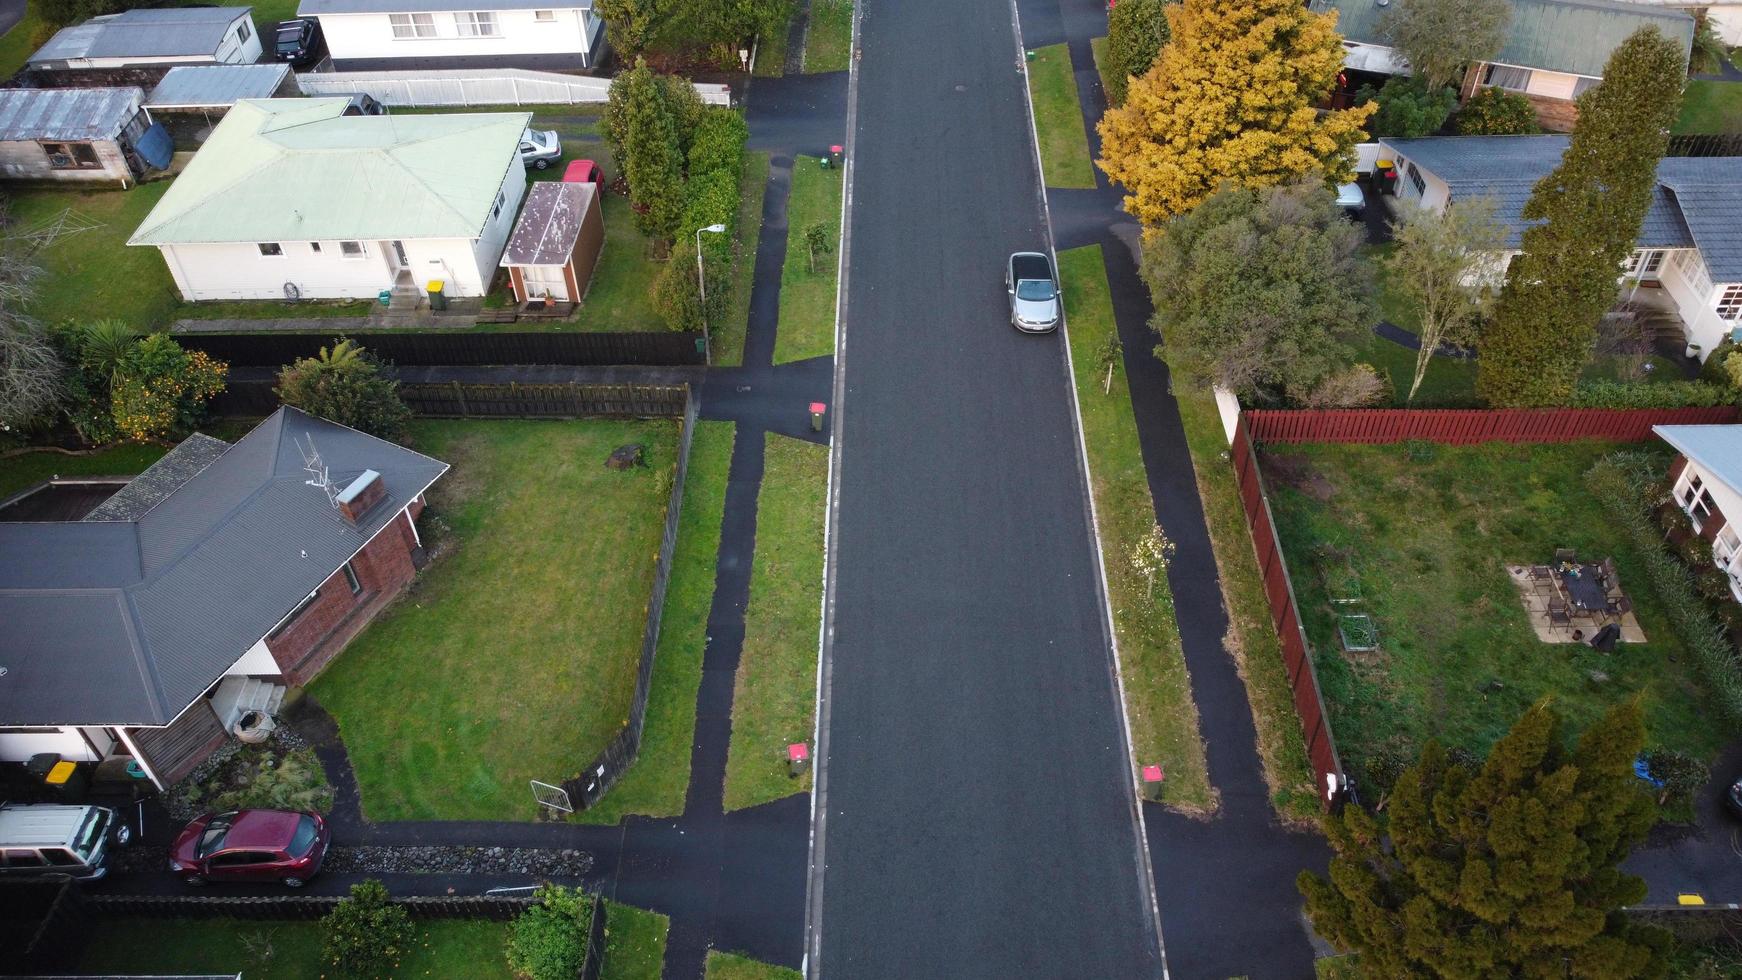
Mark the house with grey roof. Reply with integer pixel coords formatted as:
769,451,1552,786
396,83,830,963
296,0,602,71
1378,134,1742,361
1310,0,1694,131
28,7,262,72
1656,425,1742,604
0,87,171,186
0,407,446,790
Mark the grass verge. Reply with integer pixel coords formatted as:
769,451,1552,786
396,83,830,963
80,917,512,978
1264,440,1722,784
578,421,734,824
803,0,852,72
707,951,804,980
722,433,827,811
1675,79,1742,135
1059,246,1212,812
603,900,670,980
0,1,47,81
772,155,843,364
1090,35,1110,101
716,151,773,366
1172,385,1321,822
1024,43,1096,189
313,419,676,821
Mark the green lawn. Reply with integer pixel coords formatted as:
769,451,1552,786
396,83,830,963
1025,43,1096,189
753,16,790,77
1172,385,1319,821
707,950,804,980
313,419,677,821
804,0,853,72
602,900,670,980
578,421,734,824
722,433,827,811
0,1,47,81
8,181,181,330
772,155,843,364
1265,440,1724,785
1060,246,1212,812
80,917,512,978
716,151,773,366
566,169,667,333
1316,954,1362,979
0,443,170,500
1675,79,1742,135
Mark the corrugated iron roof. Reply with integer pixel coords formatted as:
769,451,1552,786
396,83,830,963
146,64,293,109
0,87,142,142
128,98,530,245
0,408,448,727
503,181,593,266
32,7,254,63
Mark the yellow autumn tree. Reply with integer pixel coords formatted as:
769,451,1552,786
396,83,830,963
1097,0,1374,225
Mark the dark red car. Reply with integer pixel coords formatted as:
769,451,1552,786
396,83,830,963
170,809,329,887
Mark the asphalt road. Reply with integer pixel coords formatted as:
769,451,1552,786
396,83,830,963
809,0,1164,976
0,0,24,45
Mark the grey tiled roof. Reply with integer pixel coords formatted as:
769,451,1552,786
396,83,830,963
0,408,447,727
1658,157,1742,282
32,7,252,63
84,433,230,522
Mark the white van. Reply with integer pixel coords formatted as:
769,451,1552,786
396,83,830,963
0,803,131,881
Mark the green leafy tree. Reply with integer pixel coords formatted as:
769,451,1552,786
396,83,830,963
614,58,686,242
1455,87,1540,135
593,0,662,57
1360,76,1457,139
1301,700,1671,979
1103,0,1171,107
1141,180,1372,404
506,884,594,980
705,0,793,50
1378,0,1511,92
804,221,833,273
1643,747,1709,807
276,339,412,443
1385,197,1503,403
320,879,413,979
110,334,227,442
37,0,123,28
1478,27,1687,406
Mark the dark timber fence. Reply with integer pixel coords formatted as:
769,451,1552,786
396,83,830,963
1667,133,1742,158
175,331,707,368
1245,406,1739,445
210,379,691,419
566,395,702,809
1229,416,1345,806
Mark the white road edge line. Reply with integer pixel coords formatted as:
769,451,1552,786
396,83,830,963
803,0,863,973
1009,17,1172,980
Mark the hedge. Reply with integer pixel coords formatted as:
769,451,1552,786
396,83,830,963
655,105,750,332
1570,379,1736,409
1586,451,1742,727
687,110,749,178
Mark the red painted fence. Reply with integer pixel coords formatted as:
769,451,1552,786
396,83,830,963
1229,417,1344,806
1246,406,1738,445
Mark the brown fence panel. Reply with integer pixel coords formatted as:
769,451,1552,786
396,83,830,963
1246,406,1740,445
212,380,690,420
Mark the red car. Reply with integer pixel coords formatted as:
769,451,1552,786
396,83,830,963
563,159,602,185
170,809,329,887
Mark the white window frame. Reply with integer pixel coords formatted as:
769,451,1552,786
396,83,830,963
309,241,322,254
533,8,556,21
1484,64,1533,92
1677,470,1718,533
390,12,437,38
1406,162,1426,198
1717,525,1741,569
339,241,366,259
454,11,501,36
237,20,251,43
1717,283,1742,322
1683,250,1714,298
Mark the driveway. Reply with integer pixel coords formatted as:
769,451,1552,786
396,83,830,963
808,0,1164,976
1626,740,1742,906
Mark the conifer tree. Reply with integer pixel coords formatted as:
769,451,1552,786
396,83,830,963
618,58,686,243
1300,700,1671,979
1477,28,1686,406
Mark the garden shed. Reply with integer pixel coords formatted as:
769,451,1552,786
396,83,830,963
0,86,168,186
500,180,603,308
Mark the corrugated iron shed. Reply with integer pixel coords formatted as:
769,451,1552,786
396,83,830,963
146,64,293,109
32,6,253,62
0,87,142,142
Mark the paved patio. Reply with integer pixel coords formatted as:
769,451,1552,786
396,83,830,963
1506,564,1647,644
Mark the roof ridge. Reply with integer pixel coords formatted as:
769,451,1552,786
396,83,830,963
117,588,170,725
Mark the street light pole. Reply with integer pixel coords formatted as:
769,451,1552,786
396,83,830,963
696,223,727,364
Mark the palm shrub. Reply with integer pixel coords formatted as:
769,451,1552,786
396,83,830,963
276,338,413,443
321,880,413,979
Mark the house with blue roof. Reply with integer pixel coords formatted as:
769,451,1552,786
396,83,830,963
1378,134,1742,361
1655,425,1742,605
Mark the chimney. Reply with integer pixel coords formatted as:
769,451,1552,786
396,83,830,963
334,469,386,526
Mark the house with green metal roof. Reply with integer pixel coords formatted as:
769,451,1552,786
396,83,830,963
1310,0,1693,131
128,97,529,303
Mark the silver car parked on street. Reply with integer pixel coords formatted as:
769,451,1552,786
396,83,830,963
1006,251,1060,332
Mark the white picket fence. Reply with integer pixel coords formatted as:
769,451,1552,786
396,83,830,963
297,68,731,108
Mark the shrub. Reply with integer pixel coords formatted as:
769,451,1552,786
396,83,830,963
506,884,593,980
1359,76,1457,139
276,339,412,444
1455,87,1540,135
1297,363,1391,408
1569,379,1735,409
1644,747,1709,807
1103,0,1171,107
321,880,413,979
680,168,740,239
687,108,749,178
110,334,227,442
1698,339,1738,385
652,238,731,333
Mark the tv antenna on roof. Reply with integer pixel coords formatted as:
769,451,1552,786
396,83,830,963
298,434,341,509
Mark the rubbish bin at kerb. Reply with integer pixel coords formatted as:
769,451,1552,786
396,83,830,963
427,280,447,310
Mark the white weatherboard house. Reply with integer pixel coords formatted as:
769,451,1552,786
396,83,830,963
129,98,529,301
28,7,262,70
297,0,602,71
1656,425,1742,604
1378,135,1742,361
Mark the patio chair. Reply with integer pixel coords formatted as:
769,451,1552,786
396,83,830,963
1600,557,1619,591
1547,604,1573,628
1529,565,1557,595
1554,548,1577,565
1606,595,1633,619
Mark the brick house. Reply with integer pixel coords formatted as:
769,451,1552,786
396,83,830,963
0,407,447,790
1656,424,1742,604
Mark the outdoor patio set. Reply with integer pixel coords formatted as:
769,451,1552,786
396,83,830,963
1507,551,1646,646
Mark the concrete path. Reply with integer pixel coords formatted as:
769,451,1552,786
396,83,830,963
808,0,1164,975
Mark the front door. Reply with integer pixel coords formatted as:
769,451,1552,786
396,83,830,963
391,240,409,267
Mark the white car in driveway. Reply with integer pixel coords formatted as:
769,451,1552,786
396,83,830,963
519,129,562,170
1336,182,1365,219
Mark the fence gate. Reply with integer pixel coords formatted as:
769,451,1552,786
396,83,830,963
530,780,573,815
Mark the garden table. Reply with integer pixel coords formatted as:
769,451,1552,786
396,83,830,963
1561,565,1607,611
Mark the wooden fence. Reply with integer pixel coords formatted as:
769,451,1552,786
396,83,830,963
1230,417,1345,804
175,331,708,368
210,379,690,419
1246,406,1739,445
567,395,702,809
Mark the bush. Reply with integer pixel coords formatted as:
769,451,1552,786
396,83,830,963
1569,379,1735,408
1698,339,1738,385
506,884,593,980
276,339,412,444
1455,87,1541,135
1103,0,1170,107
680,168,740,239
1644,747,1710,808
110,333,227,442
321,880,413,979
652,238,731,332
687,108,749,178
1359,76,1457,139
